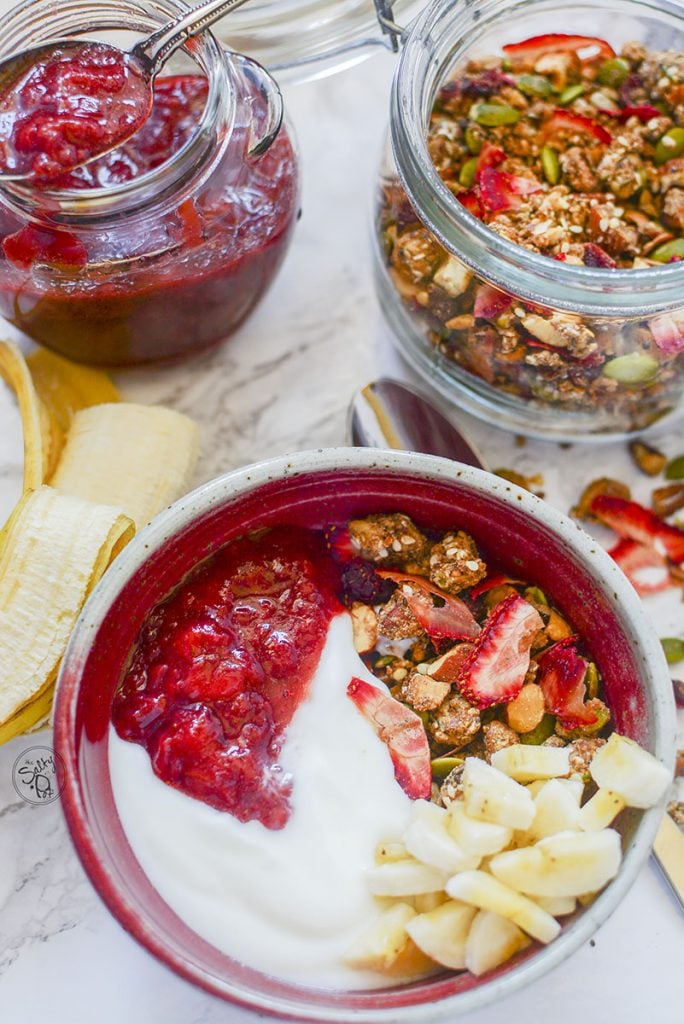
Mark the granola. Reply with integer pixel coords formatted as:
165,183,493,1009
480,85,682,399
379,33,684,429
331,511,612,777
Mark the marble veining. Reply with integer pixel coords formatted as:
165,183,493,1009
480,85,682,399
0,45,682,1024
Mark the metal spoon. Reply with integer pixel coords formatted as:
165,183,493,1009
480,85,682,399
0,0,259,181
349,377,684,913
348,377,487,470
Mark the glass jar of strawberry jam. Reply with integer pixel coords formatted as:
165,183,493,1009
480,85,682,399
0,0,298,366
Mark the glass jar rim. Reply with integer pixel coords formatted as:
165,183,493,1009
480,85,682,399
0,0,233,220
392,0,684,317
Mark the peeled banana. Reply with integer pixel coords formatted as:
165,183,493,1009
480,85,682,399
0,486,134,736
51,403,200,529
0,343,200,743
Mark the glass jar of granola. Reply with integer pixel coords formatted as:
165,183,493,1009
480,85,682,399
374,0,684,438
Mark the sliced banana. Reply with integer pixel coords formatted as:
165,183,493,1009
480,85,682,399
50,403,200,529
0,345,200,742
405,900,476,970
489,829,622,899
464,910,531,976
0,486,134,734
446,869,561,944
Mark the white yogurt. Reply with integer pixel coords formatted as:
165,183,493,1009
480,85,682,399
108,611,413,988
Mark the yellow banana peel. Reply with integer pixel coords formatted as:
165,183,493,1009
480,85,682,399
0,344,200,744
0,340,58,490
0,486,134,734
27,347,121,434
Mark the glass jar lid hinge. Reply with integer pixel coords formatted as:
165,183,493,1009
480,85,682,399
372,0,406,52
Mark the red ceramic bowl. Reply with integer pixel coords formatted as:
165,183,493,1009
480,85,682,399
54,449,675,1022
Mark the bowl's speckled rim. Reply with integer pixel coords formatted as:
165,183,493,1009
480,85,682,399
55,448,676,1024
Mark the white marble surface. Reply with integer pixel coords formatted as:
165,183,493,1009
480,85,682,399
0,48,682,1024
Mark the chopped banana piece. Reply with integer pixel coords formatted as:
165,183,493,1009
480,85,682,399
534,894,577,916
343,902,435,978
405,900,476,970
404,800,481,874
375,841,411,864
412,892,449,914
490,828,622,898
445,801,513,856
51,403,200,529
589,734,671,809
464,909,531,976
462,757,536,830
524,778,582,842
366,858,449,897
579,789,626,831
446,870,561,944
0,486,134,733
491,743,571,782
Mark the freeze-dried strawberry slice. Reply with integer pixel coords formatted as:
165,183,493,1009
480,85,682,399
458,186,485,219
502,33,615,62
456,594,543,708
649,311,684,355
470,571,520,598
537,638,596,728
378,570,481,640
347,677,431,799
591,495,684,565
474,282,513,319
544,109,612,145
618,104,661,123
475,142,506,180
479,167,543,212
608,538,672,596
583,243,617,268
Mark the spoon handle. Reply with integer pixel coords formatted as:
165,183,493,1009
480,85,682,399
134,0,253,77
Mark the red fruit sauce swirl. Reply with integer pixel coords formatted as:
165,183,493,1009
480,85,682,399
112,528,342,830
0,42,150,181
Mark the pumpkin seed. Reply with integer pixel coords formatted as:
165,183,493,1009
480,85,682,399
651,238,684,262
541,145,560,184
655,126,684,165
596,57,630,88
558,83,585,105
459,157,479,187
517,74,553,98
661,637,684,664
470,102,521,127
464,125,483,155
602,353,659,385
665,454,684,480
431,756,464,780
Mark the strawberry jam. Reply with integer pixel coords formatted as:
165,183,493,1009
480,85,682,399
112,528,341,830
0,72,298,365
0,42,150,181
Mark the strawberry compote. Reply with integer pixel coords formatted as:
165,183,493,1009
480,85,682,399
112,528,341,830
0,42,150,181
0,73,298,365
